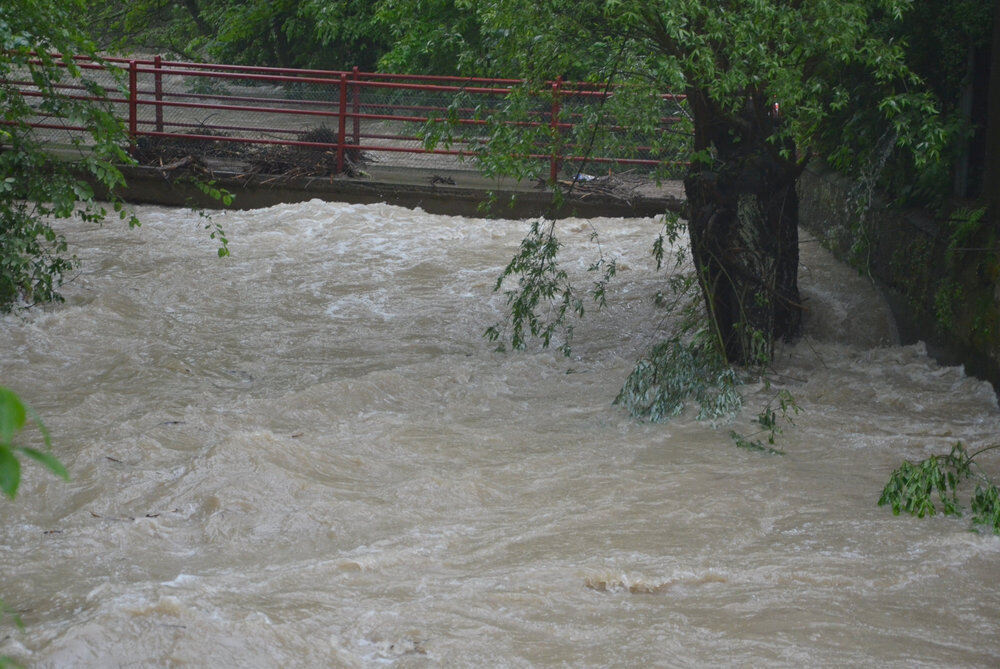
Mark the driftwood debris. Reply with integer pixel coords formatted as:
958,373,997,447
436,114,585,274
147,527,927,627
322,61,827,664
134,125,367,182
539,172,653,204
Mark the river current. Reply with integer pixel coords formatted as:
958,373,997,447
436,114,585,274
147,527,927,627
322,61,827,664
1,200,998,666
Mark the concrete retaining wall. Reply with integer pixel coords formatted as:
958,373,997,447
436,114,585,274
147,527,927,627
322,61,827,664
798,165,1000,392
98,165,684,220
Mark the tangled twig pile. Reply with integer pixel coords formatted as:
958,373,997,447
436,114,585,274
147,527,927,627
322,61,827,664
547,171,654,204
134,125,367,180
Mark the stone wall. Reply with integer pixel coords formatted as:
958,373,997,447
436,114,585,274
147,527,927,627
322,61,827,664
798,165,1000,392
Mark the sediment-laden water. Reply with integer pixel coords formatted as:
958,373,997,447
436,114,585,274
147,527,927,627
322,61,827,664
1,200,998,666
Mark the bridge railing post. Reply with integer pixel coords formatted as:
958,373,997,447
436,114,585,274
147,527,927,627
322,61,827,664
351,66,360,148
549,76,562,184
128,59,138,155
337,73,348,174
153,55,163,133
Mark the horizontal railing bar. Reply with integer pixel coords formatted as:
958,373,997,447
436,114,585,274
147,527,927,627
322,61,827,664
13,53,691,176
134,97,339,118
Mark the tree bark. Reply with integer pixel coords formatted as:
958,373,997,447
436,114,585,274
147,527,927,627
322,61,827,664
683,91,803,364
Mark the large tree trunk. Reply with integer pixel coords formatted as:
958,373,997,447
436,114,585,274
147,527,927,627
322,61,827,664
683,92,803,365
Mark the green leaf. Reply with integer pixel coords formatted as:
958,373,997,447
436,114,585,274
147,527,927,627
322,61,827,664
0,447,21,499
0,387,27,446
16,447,68,481
24,405,52,449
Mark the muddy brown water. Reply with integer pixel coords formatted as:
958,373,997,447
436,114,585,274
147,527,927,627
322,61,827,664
1,201,998,666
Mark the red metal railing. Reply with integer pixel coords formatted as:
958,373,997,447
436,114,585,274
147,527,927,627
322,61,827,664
10,55,691,180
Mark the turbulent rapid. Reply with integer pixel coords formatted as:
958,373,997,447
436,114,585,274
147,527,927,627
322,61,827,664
1,200,998,666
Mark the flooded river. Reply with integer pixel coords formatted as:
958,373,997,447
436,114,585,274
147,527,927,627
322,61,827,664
1,200,998,666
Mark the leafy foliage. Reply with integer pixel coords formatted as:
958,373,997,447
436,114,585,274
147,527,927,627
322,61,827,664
85,0,209,61
853,0,993,207
484,219,607,356
388,0,945,370
1,0,138,312
879,442,1000,534
2,0,240,311
615,334,743,422
0,386,67,666
189,179,233,257
0,387,68,500
405,0,946,174
970,483,1000,533
616,213,734,421
376,0,487,76
616,212,798,456
729,389,799,455
89,0,388,71
211,0,388,70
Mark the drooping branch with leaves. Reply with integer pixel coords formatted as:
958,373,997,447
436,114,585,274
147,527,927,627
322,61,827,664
1,0,139,312
1,0,240,312
391,0,943,365
879,442,1000,534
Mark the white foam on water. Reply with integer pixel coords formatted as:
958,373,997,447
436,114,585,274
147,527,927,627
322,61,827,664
1,200,998,666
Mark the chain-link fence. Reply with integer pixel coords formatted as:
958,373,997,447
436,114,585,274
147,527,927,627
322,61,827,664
10,56,691,182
